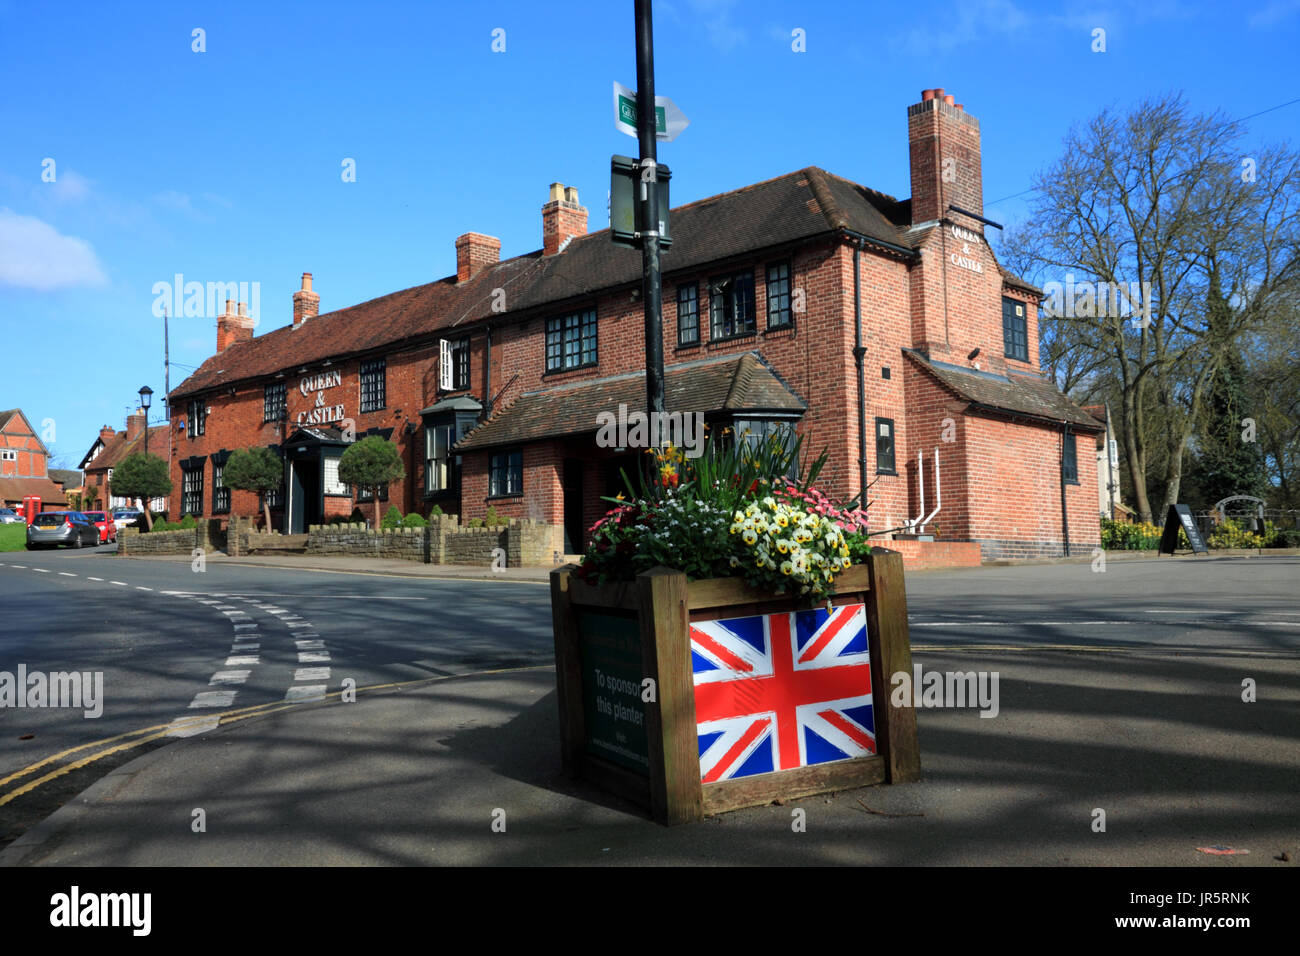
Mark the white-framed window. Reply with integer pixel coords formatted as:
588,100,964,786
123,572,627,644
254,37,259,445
425,423,456,493
0,450,16,462
489,450,523,497
323,455,348,496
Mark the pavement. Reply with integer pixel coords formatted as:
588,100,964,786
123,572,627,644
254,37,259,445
3,551,1297,866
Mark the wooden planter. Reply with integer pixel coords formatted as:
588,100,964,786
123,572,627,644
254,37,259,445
549,549,920,825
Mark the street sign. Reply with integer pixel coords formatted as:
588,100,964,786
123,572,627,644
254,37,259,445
610,154,671,249
613,81,689,141
1159,503,1209,555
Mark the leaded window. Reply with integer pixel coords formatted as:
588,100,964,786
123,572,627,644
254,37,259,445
709,271,756,339
766,261,792,329
545,308,597,372
677,283,699,346
360,359,387,413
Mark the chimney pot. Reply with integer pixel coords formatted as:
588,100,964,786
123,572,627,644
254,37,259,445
238,302,247,317
302,272,313,292
944,94,955,106
934,88,945,99
548,182,565,202
922,89,936,101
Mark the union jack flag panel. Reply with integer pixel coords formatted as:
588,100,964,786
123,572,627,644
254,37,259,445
691,604,875,783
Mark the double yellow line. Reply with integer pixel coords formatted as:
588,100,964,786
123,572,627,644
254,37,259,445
0,665,551,807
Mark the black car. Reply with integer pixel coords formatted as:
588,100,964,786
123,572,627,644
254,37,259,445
26,511,101,549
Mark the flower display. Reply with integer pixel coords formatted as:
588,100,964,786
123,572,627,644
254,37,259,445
576,428,873,602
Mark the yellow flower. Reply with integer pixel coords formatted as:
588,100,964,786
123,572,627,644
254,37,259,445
780,560,794,576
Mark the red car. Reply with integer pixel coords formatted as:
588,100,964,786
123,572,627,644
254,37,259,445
82,511,117,545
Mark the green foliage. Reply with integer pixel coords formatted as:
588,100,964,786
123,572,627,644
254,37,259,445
338,437,404,499
381,505,403,529
179,514,196,529
1100,518,1162,550
483,505,505,526
400,512,428,528
467,517,483,528
110,452,171,503
224,447,283,494
1207,518,1266,550
428,504,444,516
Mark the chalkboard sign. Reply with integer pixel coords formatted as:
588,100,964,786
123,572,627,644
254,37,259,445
1159,504,1209,555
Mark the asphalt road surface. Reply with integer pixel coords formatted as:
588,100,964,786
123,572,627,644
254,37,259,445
1,547,1295,857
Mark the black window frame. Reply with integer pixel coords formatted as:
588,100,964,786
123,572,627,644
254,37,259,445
709,270,756,341
181,463,205,516
1003,296,1029,363
545,307,598,373
676,282,699,346
263,381,287,423
489,449,523,497
766,260,793,330
875,418,897,475
360,358,387,413
187,399,206,438
1062,429,1079,484
450,337,471,391
212,461,230,514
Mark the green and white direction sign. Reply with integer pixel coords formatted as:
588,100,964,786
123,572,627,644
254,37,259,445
613,81,689,142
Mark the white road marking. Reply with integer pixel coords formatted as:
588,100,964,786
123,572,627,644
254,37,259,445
285,685,326,703
58,572,76,576
298,651,330,663
232,622,258,630
189,691,236,708
210,670,251,684
225,655,259,666
295,639,325,649
286,621,314,628
33,568,49,573
167,715,221,737
136,586,152,591
88,576,103,581
111,581,127,586
9,565,25,569
221,610,248,617
294,667,331,681
231,643,260,652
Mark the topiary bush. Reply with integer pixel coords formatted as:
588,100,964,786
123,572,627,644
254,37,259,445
381,505,403,529
401,512,428,528
484,505,505,526
178,514,197,530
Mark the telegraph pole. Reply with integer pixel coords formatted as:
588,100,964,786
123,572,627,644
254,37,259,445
635,0,665,417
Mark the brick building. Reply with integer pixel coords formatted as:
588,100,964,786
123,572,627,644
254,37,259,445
0,408,66,509
79,410,169,513
167,88,1101,560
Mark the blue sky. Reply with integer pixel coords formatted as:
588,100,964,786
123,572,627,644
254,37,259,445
2,0,1297,468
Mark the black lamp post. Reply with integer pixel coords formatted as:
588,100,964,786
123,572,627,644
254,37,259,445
138,386,153,456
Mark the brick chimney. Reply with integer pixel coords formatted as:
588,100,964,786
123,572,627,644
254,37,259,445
293,272,320,326
542,183,587,255
99,425,115,444
908,88,983,227
217,298,254,352
126,409,145,443
455,233,501,282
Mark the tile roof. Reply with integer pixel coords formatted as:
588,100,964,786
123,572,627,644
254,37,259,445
455,352,806,452
84,425,170,472
903,350,1103,431
0,476,67,505
48,468,83,488
169,166,926,401
0,409,17,432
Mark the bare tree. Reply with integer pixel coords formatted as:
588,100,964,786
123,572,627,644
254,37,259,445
1001,93,1300,522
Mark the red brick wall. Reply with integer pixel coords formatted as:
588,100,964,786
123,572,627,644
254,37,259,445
0,417,46,478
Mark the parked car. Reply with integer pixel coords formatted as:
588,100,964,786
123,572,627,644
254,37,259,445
0,508,22,524
82,510,117,544
26,511,100,549
112,508,145,531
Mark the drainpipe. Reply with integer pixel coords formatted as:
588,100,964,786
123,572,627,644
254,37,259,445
1060,420,1071,557
484,324,493,416
853,239,867,500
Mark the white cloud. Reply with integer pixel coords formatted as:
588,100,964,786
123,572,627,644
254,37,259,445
0,208,108,290
47,169,91,203
686,0,747,52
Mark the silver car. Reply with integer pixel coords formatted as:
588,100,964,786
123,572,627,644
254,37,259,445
26,511,100,549
0,508,22,524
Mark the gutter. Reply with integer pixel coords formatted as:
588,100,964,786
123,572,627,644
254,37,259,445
1060,420,1071,558
853,240,867,499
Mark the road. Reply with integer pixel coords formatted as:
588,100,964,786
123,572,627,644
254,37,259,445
1,547,1296,860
